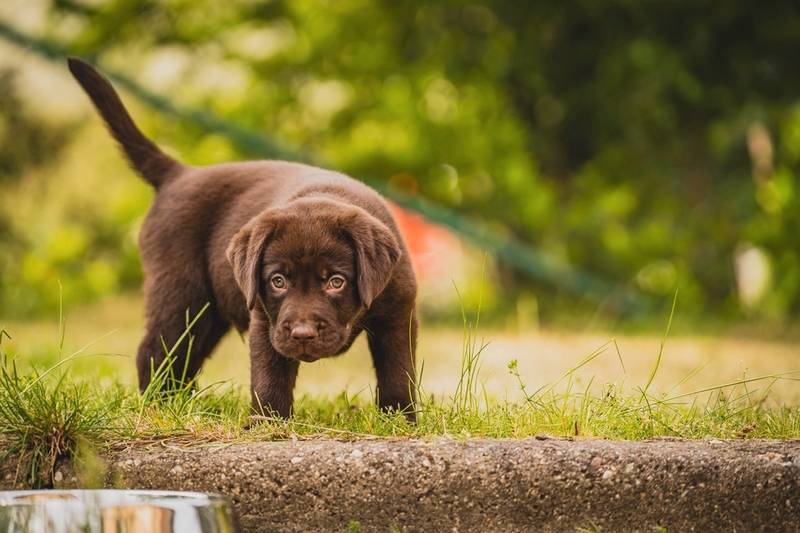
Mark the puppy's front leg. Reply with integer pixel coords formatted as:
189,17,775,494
367,307,418,422
249,309,298,418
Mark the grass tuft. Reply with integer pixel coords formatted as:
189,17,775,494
0,330,113,487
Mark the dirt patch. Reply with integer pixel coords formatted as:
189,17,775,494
3,437,799,531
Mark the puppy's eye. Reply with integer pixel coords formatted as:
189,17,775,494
327,275,346,291
270,274,287,290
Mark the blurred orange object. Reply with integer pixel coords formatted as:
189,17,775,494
388,203,463,283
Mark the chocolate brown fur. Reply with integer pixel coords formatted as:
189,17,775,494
67,58,417,420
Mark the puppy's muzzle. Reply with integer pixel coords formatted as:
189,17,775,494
274,317,340,360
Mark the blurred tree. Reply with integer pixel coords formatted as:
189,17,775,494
0,69,72,183
0,68,75,314
4,0,800,321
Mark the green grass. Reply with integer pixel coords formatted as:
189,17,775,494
1,299,799,487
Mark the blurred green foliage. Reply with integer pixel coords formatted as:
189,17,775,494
0,67,148,316
2,1,800,323
0,71,70,181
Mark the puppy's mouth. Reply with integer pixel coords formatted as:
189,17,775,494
296,353,320,363
270,330,344,362
280,348,332,363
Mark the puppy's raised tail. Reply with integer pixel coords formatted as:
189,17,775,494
67,57,181,188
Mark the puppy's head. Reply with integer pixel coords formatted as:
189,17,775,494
226,198,400,361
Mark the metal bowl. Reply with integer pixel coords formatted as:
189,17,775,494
0,490,238,533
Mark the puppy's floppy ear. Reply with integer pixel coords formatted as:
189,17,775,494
345,210,402,309
226,214,275,310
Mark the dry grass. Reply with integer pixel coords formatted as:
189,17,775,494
3,294,799,404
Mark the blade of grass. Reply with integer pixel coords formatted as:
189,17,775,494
644,289,678,393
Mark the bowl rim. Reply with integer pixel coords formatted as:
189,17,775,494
0,489,231,507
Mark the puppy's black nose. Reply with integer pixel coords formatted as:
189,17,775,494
290,323,318,341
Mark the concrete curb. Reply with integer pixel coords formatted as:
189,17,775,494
4,438,800,531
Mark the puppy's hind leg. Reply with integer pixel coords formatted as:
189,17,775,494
136,280,229,393
366,305,418,422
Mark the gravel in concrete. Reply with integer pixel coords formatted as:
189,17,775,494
3,437,799,532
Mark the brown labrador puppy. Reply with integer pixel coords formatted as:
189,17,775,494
67,58,417,420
